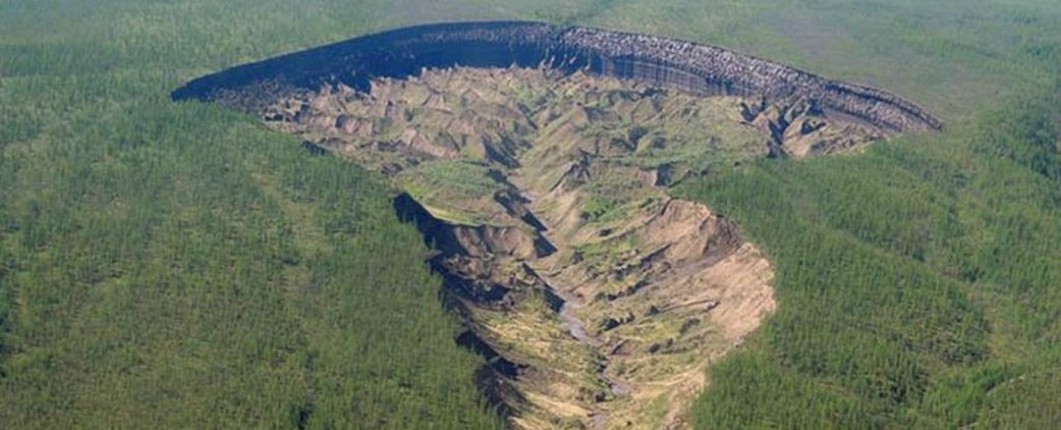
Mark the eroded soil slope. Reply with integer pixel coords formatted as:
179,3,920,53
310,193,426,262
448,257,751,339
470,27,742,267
260,67,889,429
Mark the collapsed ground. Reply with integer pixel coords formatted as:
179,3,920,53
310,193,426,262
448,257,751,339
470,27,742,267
258,66,897,429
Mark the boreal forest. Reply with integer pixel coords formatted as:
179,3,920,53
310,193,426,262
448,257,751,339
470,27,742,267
0,1,1058,429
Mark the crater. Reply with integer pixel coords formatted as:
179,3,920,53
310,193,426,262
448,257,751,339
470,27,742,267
174,21,940,429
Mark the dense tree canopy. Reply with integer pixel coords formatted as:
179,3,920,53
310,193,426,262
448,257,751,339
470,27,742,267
1,0,1058,428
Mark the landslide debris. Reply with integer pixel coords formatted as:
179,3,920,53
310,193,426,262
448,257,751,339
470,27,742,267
252,66,906,429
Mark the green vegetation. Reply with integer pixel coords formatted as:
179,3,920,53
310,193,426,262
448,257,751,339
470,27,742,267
0,103,502,428
396,160,513,226
681,91,1060,428
399,160,506,202
1,0,1058,428
0,1,501,428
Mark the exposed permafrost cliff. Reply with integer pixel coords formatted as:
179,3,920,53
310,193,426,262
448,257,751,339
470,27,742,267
173,21,942,132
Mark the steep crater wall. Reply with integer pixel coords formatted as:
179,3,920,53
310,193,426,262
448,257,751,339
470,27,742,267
173,21,942,132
